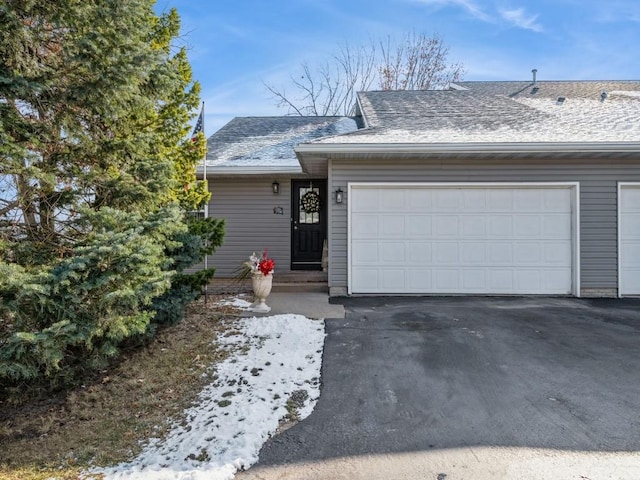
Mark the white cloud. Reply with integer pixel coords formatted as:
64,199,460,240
412,0,491,21
589,0,640,23
499,7,543,32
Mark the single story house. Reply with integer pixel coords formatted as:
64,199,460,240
201,80,640,298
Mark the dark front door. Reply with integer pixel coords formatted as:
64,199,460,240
291,179,327,270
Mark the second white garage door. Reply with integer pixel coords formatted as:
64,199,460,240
349,183,578,295
619,183,640,296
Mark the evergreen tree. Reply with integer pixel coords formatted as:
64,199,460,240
0,0,221,386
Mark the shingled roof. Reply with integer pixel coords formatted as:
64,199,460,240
311,81,640,144
205,116,358,169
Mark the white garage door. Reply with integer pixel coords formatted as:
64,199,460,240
619,184,640,296
349,184,577,295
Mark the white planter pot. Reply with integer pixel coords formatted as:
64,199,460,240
250,272,273,313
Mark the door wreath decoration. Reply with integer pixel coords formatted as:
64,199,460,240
301,190,321,213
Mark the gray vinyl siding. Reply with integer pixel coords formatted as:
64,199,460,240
192,177,293,277
329,157,640,293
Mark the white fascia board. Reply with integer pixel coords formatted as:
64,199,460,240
196,165,302,176
295,142,640,156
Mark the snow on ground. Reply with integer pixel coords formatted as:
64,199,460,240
89,312,326,480
214,296,253,309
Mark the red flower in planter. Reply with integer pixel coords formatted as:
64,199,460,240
258,257,275,276
250,249,275,276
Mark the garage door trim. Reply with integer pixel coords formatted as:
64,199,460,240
618,182,640,297
347,182,581,296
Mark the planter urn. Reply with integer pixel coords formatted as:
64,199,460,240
250,272,273,313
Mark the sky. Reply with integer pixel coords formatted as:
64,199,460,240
155,0,640,135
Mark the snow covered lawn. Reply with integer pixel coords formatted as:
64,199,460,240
90,309,325,480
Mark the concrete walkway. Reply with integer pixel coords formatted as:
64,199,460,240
242,291,345,320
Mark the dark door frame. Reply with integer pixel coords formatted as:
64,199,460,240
291,179,327,270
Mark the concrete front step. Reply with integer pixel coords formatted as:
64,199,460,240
206,271,328,295
272,282,328,293
274,271,327,283
272,271,327,293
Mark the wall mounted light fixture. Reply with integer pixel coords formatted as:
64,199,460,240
272,181,280,194
335,188,344,204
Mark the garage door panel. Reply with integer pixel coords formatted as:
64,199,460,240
489,243,514,263
621,188,640,209
462,189,487,209
544,189,572,210
544,214,572,238
544,242,573,264
406,190,433,211
542,269,573,292
513,243,540,264
407,269,433,290
514,216,541,237
488,190,514,211
435,269,459,290
381,190,405,211
406,216,432,236
381,215,405,237
622,272,640,292
434,216,459,236
516,269,542,291
352,241,378,264
381,269,405,289
488,270,515,291
380,242,406,263
462,269,486,290
461,242,487,263
434,242,459,264
350,185,575,295
352,215,378,237
619,185,640,296
515,189,543,210
406,243,433,263
352,268,379,290
461,215,486,236
621,213,640,235
435,190,463,210
489,216,513,237
621,242,640,264
352,190,379,212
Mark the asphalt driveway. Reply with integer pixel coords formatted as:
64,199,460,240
240,297,640,479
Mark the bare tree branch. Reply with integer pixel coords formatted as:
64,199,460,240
0,200,19,217
266,32,464,116
264,82,306,116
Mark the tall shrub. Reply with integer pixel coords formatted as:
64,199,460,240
0,0,217,386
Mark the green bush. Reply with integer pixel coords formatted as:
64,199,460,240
151,216,225,327
0,207,182,386
0,0,225,395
